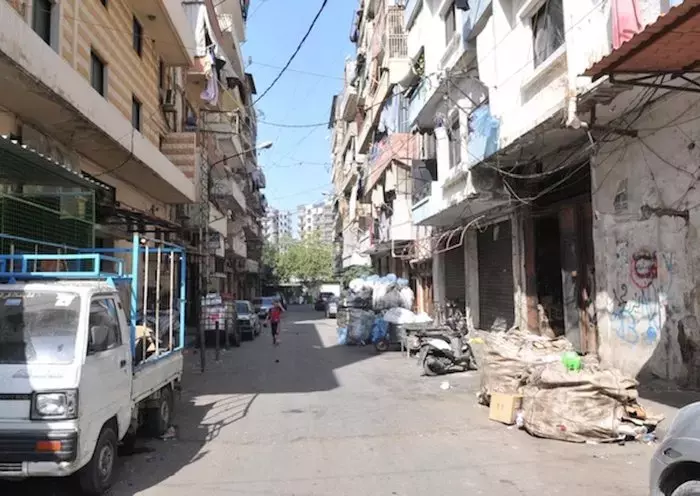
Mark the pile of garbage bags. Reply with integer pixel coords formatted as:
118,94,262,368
337,273,419,345
479,329,662,443
347,273,414,311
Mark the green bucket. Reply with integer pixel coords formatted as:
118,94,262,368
561,351,582,372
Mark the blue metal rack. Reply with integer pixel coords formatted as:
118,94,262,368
0,233,188,358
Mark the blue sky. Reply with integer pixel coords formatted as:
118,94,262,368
244,0,356,214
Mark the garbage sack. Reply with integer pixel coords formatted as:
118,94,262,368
384,307,419,324
347,309,374,344
337,327,348,345
385,273,398,284
478,329,573,405
371,317,389,343
520,357,659,443
397,278,409,287
414,312,433,323
399,286,414,309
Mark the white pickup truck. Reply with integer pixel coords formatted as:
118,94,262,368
0,234,187,494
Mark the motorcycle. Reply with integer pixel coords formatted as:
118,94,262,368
418,302,477,376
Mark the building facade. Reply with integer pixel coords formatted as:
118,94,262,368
297,200,335,244
263,207,293,245
331,0,700,387
0,0,263,314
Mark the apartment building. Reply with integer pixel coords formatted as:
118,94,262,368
297,200,334,244
263,207,293,245
332,0,700,387
0,0,263,302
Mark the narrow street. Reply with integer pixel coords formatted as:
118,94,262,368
3,306,654,495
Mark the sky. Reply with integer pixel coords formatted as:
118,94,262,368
243,0,356,215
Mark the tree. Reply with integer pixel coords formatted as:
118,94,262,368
339,264,373,287
273,232,334,284
261,241,280,287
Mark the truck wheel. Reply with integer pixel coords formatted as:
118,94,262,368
146,387,173,437
672,481,700,496
79,425,118,495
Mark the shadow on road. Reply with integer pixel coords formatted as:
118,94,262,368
0,306,378,495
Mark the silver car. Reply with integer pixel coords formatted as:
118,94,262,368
650,402,700,495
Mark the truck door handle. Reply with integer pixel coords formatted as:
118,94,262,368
119,359,127,368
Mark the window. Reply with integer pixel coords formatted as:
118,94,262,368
132,96,141,131
87,298,122,354
531,0,565,68
132,16,143,56
32,0,53,45
448,119,462,168
158,59,166,89
444,0,457,43
90,50,106,96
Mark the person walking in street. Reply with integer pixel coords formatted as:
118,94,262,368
270,300,284,345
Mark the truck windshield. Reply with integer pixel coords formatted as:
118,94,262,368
0,290,81,364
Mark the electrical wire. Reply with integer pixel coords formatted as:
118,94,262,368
252,0,330,105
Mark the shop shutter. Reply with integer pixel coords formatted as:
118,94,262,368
477,221,515,330
443,245,466,307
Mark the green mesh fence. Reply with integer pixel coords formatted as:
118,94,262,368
0,190,95,254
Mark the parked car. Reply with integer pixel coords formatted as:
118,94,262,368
236,300,261,340
315,292,335,311
325,297,338,318
650,401,700,496
253,296,278,324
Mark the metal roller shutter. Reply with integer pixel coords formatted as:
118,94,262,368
477,221,515,330
444,245,465,306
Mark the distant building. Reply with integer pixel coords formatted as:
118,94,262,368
297,200,334,244
263,208,293,245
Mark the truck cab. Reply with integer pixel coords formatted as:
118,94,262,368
0,234,186,495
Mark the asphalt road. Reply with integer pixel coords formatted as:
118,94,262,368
2,306,655,495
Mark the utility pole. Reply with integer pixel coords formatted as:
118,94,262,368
197,134,211,373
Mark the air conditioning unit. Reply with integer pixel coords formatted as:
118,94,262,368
160,89,176,112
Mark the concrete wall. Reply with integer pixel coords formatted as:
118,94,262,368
593,89,700,386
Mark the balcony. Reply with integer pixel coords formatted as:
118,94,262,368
215,0,248,43
211,177,247,212
125,0,195,65
465,104,500,168
407,73,443,129
338,85,359,122
226,220,247,258
0,1,195,203
365,134,417,192
358,71,391,153
371,5,410,85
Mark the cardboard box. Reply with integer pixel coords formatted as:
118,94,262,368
489,393,523,425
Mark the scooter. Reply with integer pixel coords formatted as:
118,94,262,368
418,303,477,376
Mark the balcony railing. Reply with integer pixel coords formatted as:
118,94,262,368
385,6,407,60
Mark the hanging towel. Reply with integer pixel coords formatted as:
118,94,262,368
612,0,642,50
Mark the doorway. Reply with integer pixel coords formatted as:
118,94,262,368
534,215,565,337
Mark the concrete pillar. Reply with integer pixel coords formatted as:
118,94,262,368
434,125,450,187
559,206,582,351
522,209,540,333
464,229,479,330
432,250,445,306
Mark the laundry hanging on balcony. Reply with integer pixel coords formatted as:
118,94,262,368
200,49,220,106
612,0,642,50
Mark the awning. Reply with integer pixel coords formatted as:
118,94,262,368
584,1,700,81
0,135,106,190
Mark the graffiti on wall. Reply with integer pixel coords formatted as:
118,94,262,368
612,244,673,346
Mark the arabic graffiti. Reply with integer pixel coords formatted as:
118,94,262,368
611,246,672,346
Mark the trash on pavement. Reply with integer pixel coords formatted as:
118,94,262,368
440,381,450,390
488,392,523,425
477,329,663,444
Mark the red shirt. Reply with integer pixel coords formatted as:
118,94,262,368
270,306,282,323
